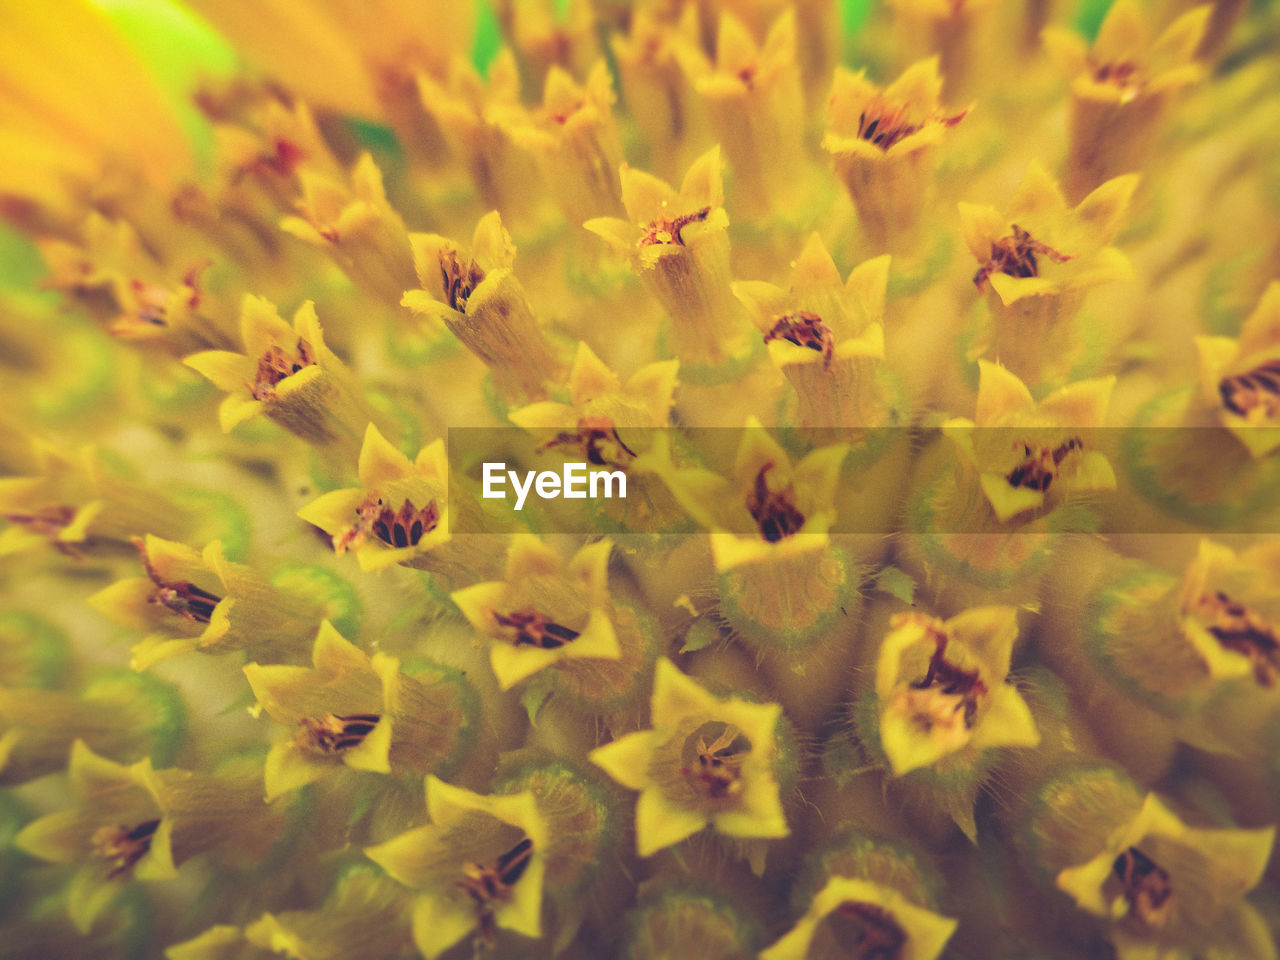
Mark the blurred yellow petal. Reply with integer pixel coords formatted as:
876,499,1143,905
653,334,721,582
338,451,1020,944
588,731,654,792
635,787,706,857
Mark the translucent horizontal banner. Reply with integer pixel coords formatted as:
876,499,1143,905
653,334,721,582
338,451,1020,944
445,427,1280,535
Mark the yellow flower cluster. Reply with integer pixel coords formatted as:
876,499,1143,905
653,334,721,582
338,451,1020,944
2,0,1280,959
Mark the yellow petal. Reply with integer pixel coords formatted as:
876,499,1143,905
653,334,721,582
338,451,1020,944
411,894,477,960
635,787,706,857
1074,174,1140,247
182,350,254,393
297,488,365,536
946,606,1018,671
1055,449,1117,494
651,658,720,723
1093,0,1147,73
567,539,613,601
562,608,621,661
589,731,654,792
958,203,1009,266
505,534,564,581
1038,376,1115,426
311,621,368,676
496,852,544,939
243,663,313,724
1236,282,1280,363
217,394,263,434
679,145,724,210
357,423,411,490
792,233,843,289
988,273,1059,305
450,582,508,631
975,361,1034,424
568,341,621,404
131,635,198,671
970,685,1040,752
1012,160,1069,219
133,817,178,880
343,715,392,774
263,741,328,799
979,472,1045,523
885,57,944,110
489,643,560,690
1151,4,1211,67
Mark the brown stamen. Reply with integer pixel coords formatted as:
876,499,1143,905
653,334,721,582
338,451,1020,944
973,225,1073,291
681,723,748,800
1005,437,1083,493
1219,359,1280,420
1092,59,1146,94
439,249,486,313
1112,846,1173,929
296,713,382,755
639,206,711,247
92,818,161,880
746,463,806,542
538,416,637,469
250,337,314,401
909,623,987,729
830,901,907,960
852,98,967,153
764,311,835,368
334,496,440,554
459,837,534,947
2,505,82,558
1194,591,1280,688
493,607,581,649
132,537,222,624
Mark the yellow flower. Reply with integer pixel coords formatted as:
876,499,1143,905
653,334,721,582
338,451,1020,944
693,10,808,220
590,658,789,857
365,776,548,960
942,361,1116,523
184,295,381,454
874,607,1038,777
509,340,679,432
451,537,621,691
760,875,957,960
414,51,546,220
403,210,565,402
505,62,626,224
297,423,450,573
244,622,394,799
824,57,969,253
584,146,753,366
1194,281,1280,458
1044,0,1210,199
734,234,890,428
958,161,1137,381
608,6,710,178
88,535,321,671
15,741,284,934
279,152,417,308
1176,539,1280,689
0,439,188,559
508,343,683,535
38,213,234,353
641,417,847,571
1055,792,1274,959
245,621,475,799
